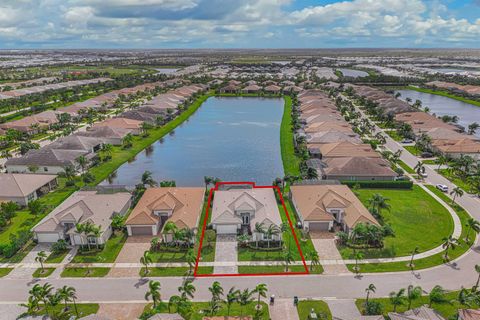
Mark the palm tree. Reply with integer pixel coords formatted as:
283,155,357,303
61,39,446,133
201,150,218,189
442,236,459,261
88,224,101,249
140,250,152,275
437,155,448,171
141,170,157,187
457,287,477,307
28,199,45,216
365,284,376,304
204,176,213,192
57,285,78,316
145,280,161,308
225,287,240,316
168,295,181,313
163,221,178,244
428,285,448,307
178,280,196,300
265,224,280,248
389,288,406,312
409,246,420,269
35,250,47,273
308,250,321,272
76,155,88,173
283,250,293,272
238,288,254,318
209,281,224,301
474,264,480,291
122,133,133,148
254,283,268,309
414,161,426,179
367,194,390,218
468,122,480,135
465,218,480,243
185,249,196,274
450,187,464,205
354,251,364,273
254,222,266,248
406,285,422,309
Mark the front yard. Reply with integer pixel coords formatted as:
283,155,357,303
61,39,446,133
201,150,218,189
61,267,110,277
339,185,454,259
297,300,332,320
71,232,126,263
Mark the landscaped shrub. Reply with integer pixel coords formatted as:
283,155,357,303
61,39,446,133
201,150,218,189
342,180,413,189
364,301,383,315
51,239,68,253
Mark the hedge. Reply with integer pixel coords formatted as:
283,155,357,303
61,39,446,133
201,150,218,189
341,180,413,189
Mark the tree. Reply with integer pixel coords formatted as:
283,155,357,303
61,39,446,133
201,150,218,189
76,155,88,173
122,133,134,148
28,199,45,216
225,287,240,317
409,246,420,269
283,250,293,272
468,122,480,135
208,281,224,315
141,170,157,187
389,288,406,312
28,165,39,173
474,264,480,291
414,161,426,178
442,236,458,261
145,280,161,308
365,284,376,305
111,215,125,234
254,283,268,310
35,250,47,272
178,280,196,300
0,201,19,224
308,250,321,272
406,285,422,309
186,249,196,274
450,187,464,205
354,251,364,274
57,285,78,316
465,218,480,243
204,176,213,192
367,194,390,218
264,224,280,248
428,285,448,307
437,155,448,171
254,222,266,248
140,250,152,275
238,288,254,318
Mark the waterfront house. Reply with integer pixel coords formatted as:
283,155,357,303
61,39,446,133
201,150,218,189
0,173,58,206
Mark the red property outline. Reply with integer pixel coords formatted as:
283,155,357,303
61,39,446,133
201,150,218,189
194,181,309,277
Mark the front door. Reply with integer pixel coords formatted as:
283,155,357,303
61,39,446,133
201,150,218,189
241,213,250,225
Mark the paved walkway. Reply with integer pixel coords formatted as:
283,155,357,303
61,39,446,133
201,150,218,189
97,303,146,320
269,299,299,320
312,239,349,274
326,299,382,320
213,235,238,274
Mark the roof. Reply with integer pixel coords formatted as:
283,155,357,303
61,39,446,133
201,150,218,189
322,157,397,177
317,142,380,158
211,188,282,227
76,126,132,139
290,185,379,228
94,117,143,130
0,173,57,198
126,188,204,229
459,309,480,320
33,190,131,233
6,148,87,167
388,306,446,320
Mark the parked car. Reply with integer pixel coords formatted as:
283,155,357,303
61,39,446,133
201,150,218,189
401,138,414,144
436,184,449,192
419,172,428,178
421,152,434,158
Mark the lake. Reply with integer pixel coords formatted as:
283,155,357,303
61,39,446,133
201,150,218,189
395,89,480,137
155,68,178,74
102,97,285,187
338,68,368,78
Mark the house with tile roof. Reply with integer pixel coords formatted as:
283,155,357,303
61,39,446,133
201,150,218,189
290,184,379,233
0,173,58,206
125,187,204,238
388,306,446,320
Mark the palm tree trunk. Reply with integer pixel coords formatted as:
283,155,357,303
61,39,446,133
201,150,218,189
476,273,480,289
465,226,471,242
73,298,78,316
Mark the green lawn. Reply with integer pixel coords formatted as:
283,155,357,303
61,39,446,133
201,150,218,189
143,301,270,320
61,267,110,277
21,303,99,319
141,266,213,277
346,185,474,273
398,160,416,174
297,300,332,320
32,267,55,278
339,186,454,259
238,264,319,274
238,200,315,262
404,145,422,156
45,249,70,263
406,86,480,108
148,249,189,263
195,202,216,263
437,169,473,193
71,233,126,263
280,95,301,176
0,268,13,277
386,130,403,141
356,290,479,319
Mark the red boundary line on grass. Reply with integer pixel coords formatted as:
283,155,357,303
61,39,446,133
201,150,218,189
194,181,309,277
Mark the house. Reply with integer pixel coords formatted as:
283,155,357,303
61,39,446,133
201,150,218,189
264,85,281,94
306,131,362,145
388,306,446,320
458,309,480,320
290,184,379,233
321,157,397,181
93,117,143,135
75,126,132,146
210,188,282,241
314,142,380,159
125,188,204,237
0,111,59,134
0,173,58,206
33,190,131,244
219,84,240,94
431,138,480,159
242,84,262,93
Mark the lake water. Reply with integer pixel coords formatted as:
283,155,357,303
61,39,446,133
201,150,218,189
102,97,285,187
394,89,480,137
155,68,178,74
338,68,368,78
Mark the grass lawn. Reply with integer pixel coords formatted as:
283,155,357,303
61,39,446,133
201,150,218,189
148,249,189,263
61,267,110,277
437,169,473,193
143,301,270,320
32,267,55,278
398,160,416,174
238,200,315,262
406,86,480,108
45,249,70,263
404,145,422,156
339,185,454,259
195,202,216,263
238,264,321,274
141,266,213,277
346,185,474,273
71,233,126,263
386,130,403,141
22,303,99,319
280,95,301,176
297,300,332,320
0,268,13,277
356,289,479,319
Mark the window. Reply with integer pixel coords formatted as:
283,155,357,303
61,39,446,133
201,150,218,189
87,237,97,245
27,193,35,201
263,233,272,240
44,167,48,172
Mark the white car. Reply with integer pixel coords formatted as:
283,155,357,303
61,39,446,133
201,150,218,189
436,184,449,192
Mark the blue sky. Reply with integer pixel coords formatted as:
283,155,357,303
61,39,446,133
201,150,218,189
0,0,479,48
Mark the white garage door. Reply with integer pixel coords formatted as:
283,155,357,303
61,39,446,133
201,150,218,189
309,222,330,232
216,224,238,234
36,233,61,243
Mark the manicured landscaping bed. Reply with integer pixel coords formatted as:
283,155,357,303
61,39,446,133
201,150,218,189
61,267,110,277
71,233,126,263
141,266,213,277
142,301,270,320
45,249,70,263
0,268,13,277
297,300,332,320
339,185,454,259
356,289,479,319
32,267,55,278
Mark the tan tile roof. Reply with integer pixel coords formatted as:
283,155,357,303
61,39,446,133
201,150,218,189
291,185,379,228
318,142,380,158
0,173,57,198
322,157,396,178
458,309,480,320
126,188,204,229
94,117,143,130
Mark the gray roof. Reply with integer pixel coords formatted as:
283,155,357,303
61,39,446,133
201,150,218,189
6,148,87,167
45,135,102,152
76,126,131,139
389,306,446,320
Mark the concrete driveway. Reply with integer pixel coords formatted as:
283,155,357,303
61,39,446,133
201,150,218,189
96,303,146,320
214,234,238,274
311,238,349,275
108,236,152,277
